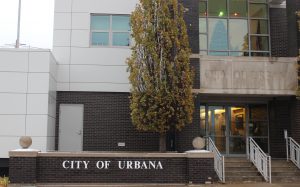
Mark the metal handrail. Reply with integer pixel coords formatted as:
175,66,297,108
206,137,225,183
248,137,271,183
286,137,300,169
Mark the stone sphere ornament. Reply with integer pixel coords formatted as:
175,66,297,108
19,136,32,149
192,137,205,150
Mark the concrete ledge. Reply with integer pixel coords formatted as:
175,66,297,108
36,151,213,158
9,149,40,157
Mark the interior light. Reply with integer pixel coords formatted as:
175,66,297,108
234,12,239,17
219,11,224,17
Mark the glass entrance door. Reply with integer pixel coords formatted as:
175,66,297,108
228,107,246,155
207,106,247,155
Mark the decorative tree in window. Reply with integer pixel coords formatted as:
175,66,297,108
127,0,194,152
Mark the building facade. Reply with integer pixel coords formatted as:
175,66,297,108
1,0,300,176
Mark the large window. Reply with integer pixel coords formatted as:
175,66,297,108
199,0,270,56
91,15,131,47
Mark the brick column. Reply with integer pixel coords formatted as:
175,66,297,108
186,151,215,184
9,150,39,183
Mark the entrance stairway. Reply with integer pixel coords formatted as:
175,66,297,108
271,159,300,183
225,157,264,183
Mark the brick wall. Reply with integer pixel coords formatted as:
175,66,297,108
9,153,216,184
55,92,159,152
269,97,292,158
180,0,199,54
291,97,300,143
9,157,36,183
287,0,300,57
190,58,200,89
37,157,187,183
270,8,288,57
176,95,201,152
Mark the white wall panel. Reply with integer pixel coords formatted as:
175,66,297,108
71,47,131,65
0,137,20,158
0,115,25,136
72,0,138,14
0,72,27,93
55,0,72,12
28,73,50,94
72,13,90,30
29,52,50,72
54,13,71,30
0,94,26,114
47,116,56,137
70,82,130,92
50,54,58,79
57,82,70,91
57,65,70,82
27,94,49,115
26,115,48,137
53,30,71,47
49,75,57,99
48,95,56,118
71,30,90,47
52,47,70,65
31,137,47,151
70,65,129,83
0,51,28,72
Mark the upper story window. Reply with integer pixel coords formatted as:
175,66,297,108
199,0,270,57
91,14,131,47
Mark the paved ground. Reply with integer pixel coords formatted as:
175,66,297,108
8,183,300,187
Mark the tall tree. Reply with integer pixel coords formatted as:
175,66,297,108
127,0,194,152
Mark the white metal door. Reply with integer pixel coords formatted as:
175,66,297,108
59,104,84,151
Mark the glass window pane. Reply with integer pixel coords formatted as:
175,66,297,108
250,4,267,18
249,121,268,136
208,51,229,56
229,0,247,17
250,36,269,51
200,106,206,136
229,137,246,154
253,138,268,153
199,18,207,33
91,15,110,30
92,32,109,46
230,51,249,56
208,18,228,51
199,1,207,17
113,32,130,46
112,15,130,31
200,34,207,50
250,20,268,34
251,52,269,56
229,19,248,51
208,0,227,17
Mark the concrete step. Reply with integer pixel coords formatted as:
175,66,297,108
225,176,265,183
271,176,300,183
271,171,300,177
225,162,253,167
225,166,258,172
226,171,261,177
225,157,248,163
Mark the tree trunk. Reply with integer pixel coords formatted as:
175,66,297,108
159,133,167,152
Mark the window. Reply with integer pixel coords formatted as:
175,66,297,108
199,0,270,56
91,15,131,47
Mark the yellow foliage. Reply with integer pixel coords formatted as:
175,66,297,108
127,0,194,135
